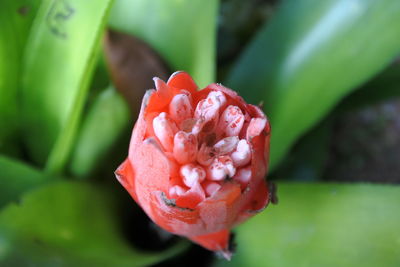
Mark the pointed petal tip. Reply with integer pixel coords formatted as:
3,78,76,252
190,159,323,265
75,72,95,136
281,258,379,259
167,71,198,92
167,71,190,82
169,70,188,78
216,231,236,261
152,76,165,89
151,77,172,101
217,249,233,261
143,137,165,153
189,229,232,257
141,89,155,110
115,159,132,188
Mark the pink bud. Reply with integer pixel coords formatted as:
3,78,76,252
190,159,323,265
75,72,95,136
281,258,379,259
169,185,187,198
233,167,252,189
207,156,236,181
192,92,223,134
180,164,206,187
203,181,222,197
214,136,239,155
231,139,251,167
169,92,193,123
153,112,178,151
218,105,245,137
173,131,198,164
197,143,215,166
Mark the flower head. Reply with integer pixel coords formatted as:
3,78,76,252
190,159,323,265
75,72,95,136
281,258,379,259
115,71,271,259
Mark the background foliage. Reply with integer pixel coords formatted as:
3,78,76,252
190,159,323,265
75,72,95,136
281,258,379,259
0,0,399,266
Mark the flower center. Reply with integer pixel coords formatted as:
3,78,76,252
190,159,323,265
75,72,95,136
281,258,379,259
152,90,252,201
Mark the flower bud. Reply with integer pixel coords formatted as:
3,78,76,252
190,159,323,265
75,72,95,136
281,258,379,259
115,71,271,259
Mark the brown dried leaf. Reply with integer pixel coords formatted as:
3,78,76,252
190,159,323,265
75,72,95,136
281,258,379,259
103,29,170,115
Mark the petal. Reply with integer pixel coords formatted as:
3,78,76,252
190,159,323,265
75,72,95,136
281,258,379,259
198,182,241,234
115,159,137,201
176,182,206,209
167,71,198,94
203,181,222,197
153,77,171,98
235,179,270,225
189,229,232,260
145,78,174,113
129,90,154,149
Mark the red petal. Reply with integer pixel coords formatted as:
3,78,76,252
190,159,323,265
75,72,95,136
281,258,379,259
235,179,270,225
167,71,198,94
189,229,232,260
176,182,206,209
115,159,138,202
246,179,269,212
146,78,172,113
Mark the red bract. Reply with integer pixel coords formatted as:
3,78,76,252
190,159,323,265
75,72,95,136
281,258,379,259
115,71,271,259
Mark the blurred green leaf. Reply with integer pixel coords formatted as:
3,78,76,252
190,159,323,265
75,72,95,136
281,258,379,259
69,87,130,178
227,0,400,171
339,61,400,111
21,0,114,173
271,117,333,181
215,183,400,267
108,0,219,87
89,43,112,94
0,1,40,156
0,181,188,266
0,156,53,208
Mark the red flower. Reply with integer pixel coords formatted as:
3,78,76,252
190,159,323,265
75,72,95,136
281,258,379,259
116,71,271,259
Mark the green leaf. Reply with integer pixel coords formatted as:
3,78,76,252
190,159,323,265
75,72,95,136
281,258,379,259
0,181,188,266
21,0,115,173
69,87,130,178
271,117,334,181
226,0,400,171
108,0,219,87
339,62,400,111
215,183,400,267
90,43,112,94
0,1,41,156
0,156,53,208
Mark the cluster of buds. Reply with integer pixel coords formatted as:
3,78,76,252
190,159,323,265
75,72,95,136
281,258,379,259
116,72,271,259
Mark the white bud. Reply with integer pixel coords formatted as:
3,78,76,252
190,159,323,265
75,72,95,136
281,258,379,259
180,164,206,188
153,112,178,151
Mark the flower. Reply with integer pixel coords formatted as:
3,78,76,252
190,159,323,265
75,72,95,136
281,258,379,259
115,71,271,259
